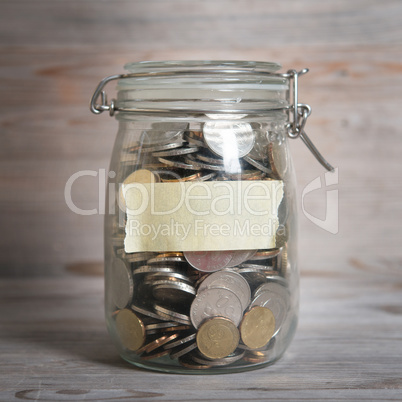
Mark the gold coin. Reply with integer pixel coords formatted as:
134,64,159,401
251,248,282,260
268,141,288,180
240,306,275,349
196,317,240,360
115,309,146,352
119,169,159,212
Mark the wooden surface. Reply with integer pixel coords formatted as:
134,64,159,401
1,270,401,401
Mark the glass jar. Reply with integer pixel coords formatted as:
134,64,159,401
90,61,328,374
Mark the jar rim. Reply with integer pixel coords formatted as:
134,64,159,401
123,60,282,74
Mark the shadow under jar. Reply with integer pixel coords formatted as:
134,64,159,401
94,61,301,374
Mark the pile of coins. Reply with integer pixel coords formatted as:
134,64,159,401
109,121,292,369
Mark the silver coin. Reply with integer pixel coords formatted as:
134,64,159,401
190,287,243,328
133,265,177,276
110,258,133,309
145,321,185,331
238,263,273,271
152,146,199,157
147,256,187,265
158,156,201,170
202,121,255,158
145,272,192,284
117,249,156,263
184,250,233,272
247,124,270,161
151,281,196,305
236,270,267,293
131,304,171,322
154,304,191,325
251,282,290,334
184,155,225,171
141,141,185,153
164,333,197,350
184,131,206,147
198,270,251,312
225,250,257,268
192,349,245,366
243,155,272,175
169,341,198,359
196,152,224,165
140,122,188,146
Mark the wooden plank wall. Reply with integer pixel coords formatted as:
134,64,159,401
1,0,401,276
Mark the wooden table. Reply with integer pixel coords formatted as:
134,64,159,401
1,269,401,401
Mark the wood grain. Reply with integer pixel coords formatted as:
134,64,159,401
0,0,402,279
0,271,401,400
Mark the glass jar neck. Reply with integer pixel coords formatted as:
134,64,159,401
115,61,290,116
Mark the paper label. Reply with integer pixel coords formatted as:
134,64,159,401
124,180,283,253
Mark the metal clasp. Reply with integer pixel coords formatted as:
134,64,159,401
285,69,334,172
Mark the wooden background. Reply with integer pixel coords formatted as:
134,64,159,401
1,0,401,277
1,1,401,400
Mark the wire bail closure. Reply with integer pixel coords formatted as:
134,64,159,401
90,67,334,171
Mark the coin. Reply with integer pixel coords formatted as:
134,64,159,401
119,169,159,212
225,250,256,267
158,170,201,182
251,282,290,334
198,270,251,312
243,155,272,175
152,281,196,305
127,141,184,154
249,249,282,260
169,341,198,359
145,322,187,331
184,130,206,147
157,156,201,170
240,306,276,349
224,169,264,181
152,146,199,157
178,353,212,369
280,244,289,279
133,265,177,276
196,317,240,359
184,250,233,272
247,125,270,161
196,151,224,165
147,255,186,265
190,287,243,328
144,272,192,284
110,258,133,309
184,154,226,171
202,121,255,158
131,304,170,322
136,333,180,354
116,249,156,263
268,140,288,180
163,333,196,350
115,309,145,352
140,349,170,360
154,304,191,325
140,122,188,146
111,233,125,248
192,349,245,366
